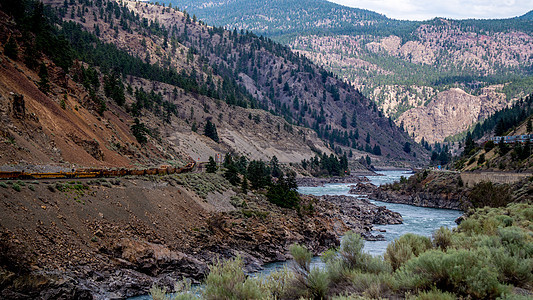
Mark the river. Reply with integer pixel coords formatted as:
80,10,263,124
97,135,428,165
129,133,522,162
255,170,462,275
131,170,462,298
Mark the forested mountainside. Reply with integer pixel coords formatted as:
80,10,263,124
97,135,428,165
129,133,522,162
159,0,533,144
0,0,425,170
46,0,426,164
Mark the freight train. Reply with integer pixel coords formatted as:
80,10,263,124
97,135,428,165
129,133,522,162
487,134,533,144
0,161,196,180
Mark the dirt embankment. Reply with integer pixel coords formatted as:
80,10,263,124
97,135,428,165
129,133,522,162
0,173,404,299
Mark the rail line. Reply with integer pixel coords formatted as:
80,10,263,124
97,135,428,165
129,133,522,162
0,161,196,180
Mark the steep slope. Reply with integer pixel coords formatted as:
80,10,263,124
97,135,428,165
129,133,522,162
160,0,533,144
41,0,426,166
0,0,336,171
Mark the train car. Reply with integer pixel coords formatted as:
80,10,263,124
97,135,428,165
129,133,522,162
129,169,145,176
73,170,102,178
30,172,69,179
0,171,23,179
145,168,158,175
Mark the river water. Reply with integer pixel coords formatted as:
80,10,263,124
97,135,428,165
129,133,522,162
255,170,463,276
131,171,462,298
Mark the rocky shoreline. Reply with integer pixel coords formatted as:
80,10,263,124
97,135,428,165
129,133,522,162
296,174,372,187
317,195,403,241
349,180,464,210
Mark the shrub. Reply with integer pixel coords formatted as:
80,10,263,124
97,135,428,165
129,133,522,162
433,227,452,251
396,249,508,298
413,289,456,300
288,244,330,299
256,267,294,299
339,231,365,269
467,181,512,208
489,246,532,287
0,182,7,188
306,267,330,299
28,184,35,191
290,244,312,274
350,271,396,296
203,256,262,300
12,183,21,192
385,234,432,271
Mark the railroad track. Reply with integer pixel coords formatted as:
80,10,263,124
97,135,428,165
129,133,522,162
0,161,196,180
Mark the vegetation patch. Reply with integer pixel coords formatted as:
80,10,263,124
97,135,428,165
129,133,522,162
155,203,533,299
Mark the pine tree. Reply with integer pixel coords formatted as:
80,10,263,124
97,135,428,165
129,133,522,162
38,63,50,93
4,36,18,60
241,176,248,194
204,119,219,142
341,112,347,128
527,118,532,133
403,142,411,153
206,156,217,173
350,112,357,128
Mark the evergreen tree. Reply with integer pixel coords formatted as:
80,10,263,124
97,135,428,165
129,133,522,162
373,145,382,156
495,119,505,136
403,142,411,153
341,112,347,128
270,155,282,178
206,156,217,173
527,118,532,133
241,175,248,194
204,119,219,142
4,36,18,60
266,171,299,209
463,132,477,157
224,163,240,185
350,112,357,128
131,118,149,144
365,132,370,144
38,62,49,93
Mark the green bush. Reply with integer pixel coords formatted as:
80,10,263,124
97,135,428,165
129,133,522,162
203,256,262,300
12,183,21,192
288,244,330,299
413,289,456,300
385,234,432,271
349,271,396,296
290,244,312,274
28,184,35,191
433,227,452,251
306,267,330,299
396,248,508,298
339,231,365,269
0,182,7,188
255,267,294,299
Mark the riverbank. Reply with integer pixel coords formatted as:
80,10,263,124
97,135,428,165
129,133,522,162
0,172,407,299
353,170,533,211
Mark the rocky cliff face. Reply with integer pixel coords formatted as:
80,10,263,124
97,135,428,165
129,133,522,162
397,88,508,143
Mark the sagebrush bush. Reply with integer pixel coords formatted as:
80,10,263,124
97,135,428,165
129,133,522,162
288,244,330,299
412,289,456,300
203,256,262,300
432,227,452,251
12,183,21,192
256,267,294,299
396,248,508,298
385,234,432,271
349,271,396,297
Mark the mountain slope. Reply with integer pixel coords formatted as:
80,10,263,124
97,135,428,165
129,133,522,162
38,0,426,166
159,0,533,144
